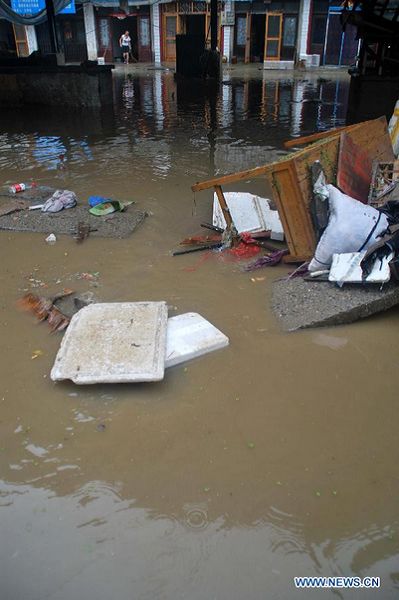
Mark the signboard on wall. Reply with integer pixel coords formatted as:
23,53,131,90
221,10,235,26
11,0,76,15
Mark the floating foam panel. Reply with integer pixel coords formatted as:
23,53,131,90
51,302,168,384
166,312,229,368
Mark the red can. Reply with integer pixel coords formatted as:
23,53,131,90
9,183,26,194
8,182,36,194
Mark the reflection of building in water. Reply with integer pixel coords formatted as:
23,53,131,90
32,135,94,168
153,71,165,131
113,66,350,179
315,77,349,129
161,72,178,129
214,144,276,172
223,78,285,124
260,80,280,123
232,80,248,115
122,77,135,109
290,76,349,135
221,83,233,129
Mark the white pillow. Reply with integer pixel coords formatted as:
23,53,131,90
309,185,389,272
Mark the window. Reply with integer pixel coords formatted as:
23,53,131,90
266,39,279,57
283,16,297,47
140,17,150,46
236,16,246,46
166,15,177,37
99,19,110,47
267,15,281,37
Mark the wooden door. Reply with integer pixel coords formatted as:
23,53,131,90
264,13,282,61
244,14,251,64
163,14,178,61
97,17,113,62
323,13,342,65
137,15,151,61
13,24,29,57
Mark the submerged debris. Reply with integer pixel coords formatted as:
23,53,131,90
74,221,92,243
244,250,288,271
18,291,73,333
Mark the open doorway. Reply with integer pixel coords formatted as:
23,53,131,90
250,14,265,62
112,16,138,62
0,20,17,55
182,14,206,45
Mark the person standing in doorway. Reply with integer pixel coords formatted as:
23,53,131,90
119,30,131,64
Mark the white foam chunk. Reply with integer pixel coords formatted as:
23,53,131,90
213,191,284,240
51,302,168,384
166,312,229,368
329,252,393,284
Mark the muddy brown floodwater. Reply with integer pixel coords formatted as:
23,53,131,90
1,66,399,600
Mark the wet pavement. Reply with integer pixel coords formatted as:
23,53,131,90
1,66,399,600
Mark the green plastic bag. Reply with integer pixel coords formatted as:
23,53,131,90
89,200,125,216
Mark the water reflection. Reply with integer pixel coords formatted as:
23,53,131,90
1,476,398,599
0,71,350,184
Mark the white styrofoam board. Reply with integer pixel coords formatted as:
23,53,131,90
166,312,229,368
329,252,393,284
51,302,168,384
212,191,284,240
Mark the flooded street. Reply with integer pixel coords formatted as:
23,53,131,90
1,66,399,599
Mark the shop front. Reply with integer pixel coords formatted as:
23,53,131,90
34,14,88,63
95,6,151,62
160,1,223,62
233,1,299,64
309,1,359,66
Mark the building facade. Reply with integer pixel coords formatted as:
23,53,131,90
309,1,359,66
1,0,359,67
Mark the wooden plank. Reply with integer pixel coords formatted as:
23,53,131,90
192,164,275,192
343,116,393,162
193,117,390,193
267,162,316,260
191,117,390,192
293,136,340,215
284,127,346,149
337,131,374,202
283,113,386,149
293,115,393,214
273,117,392,259
214,185,233,229
282,254,312,264
192,117,392,261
